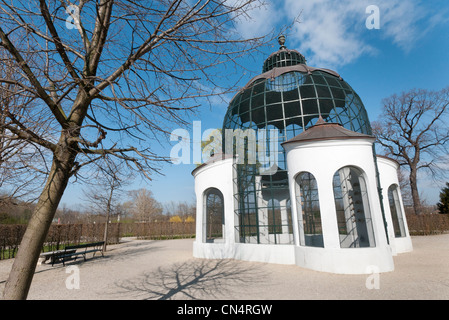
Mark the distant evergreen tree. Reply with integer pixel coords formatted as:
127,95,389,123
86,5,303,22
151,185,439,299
437,182,449,214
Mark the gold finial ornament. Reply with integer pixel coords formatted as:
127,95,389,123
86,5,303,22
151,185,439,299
278,35,286,49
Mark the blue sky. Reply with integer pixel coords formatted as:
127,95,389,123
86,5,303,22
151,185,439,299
62,0,449,208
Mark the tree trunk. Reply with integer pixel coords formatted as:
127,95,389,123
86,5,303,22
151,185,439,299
409,168,421,215
103,187,114,253
2,136,76,300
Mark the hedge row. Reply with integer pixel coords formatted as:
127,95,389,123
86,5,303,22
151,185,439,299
2,214,448,260
405,213,449,235
0,223,121,260
0,222,195,260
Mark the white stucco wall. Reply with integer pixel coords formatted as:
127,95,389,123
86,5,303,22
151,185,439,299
376,156,413,254
284,139,395,274
192,157,297,265
192,157,236,260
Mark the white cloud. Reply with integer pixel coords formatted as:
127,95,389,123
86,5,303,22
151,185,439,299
278,0,447,68
284,0,372,68
228,0,282,39
222,0,448,69
378,1,424,51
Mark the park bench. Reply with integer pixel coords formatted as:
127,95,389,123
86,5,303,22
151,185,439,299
38,249,76,265
51,241,105,266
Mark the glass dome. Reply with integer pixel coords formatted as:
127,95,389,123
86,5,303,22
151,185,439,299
222,38,372,245
263,48,307,72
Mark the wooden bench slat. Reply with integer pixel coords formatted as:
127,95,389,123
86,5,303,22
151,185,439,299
48,241,105,266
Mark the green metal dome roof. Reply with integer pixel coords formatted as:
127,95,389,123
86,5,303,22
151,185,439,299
223,36,371,136
263,35,307,72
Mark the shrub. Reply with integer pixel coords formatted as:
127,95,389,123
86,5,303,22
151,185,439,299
406,213,449,235
437,182,449,214
169,215,183,223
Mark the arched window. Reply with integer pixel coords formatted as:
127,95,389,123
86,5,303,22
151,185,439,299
203,188,225,243
388,184,406,238
295,172,324,247
333,166,375,248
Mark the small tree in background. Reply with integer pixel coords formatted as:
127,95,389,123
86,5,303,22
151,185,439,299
128,188,163,222
83,160,130,251
437,183,449,214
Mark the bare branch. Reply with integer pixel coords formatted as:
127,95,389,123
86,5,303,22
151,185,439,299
373,86,449,214
0,27,68,127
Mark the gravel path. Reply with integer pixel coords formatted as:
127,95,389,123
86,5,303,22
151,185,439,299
1,234,448,300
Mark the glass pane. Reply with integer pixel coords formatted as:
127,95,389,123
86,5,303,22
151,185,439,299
268,199,282,235
204,188,225,243
295,172,324,247
333,167,376,248
388,185,406,237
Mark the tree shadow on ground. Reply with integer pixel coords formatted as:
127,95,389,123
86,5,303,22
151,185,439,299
102,243,164,263
113,258,266,300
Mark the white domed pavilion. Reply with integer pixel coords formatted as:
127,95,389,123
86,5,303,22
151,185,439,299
192,37,412,274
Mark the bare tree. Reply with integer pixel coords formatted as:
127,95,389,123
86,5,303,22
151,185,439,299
372,87,449,215
164,200,179,217
164,200,195,218
83,160,130,251
128,188,162,222
0,0,274,299
396,168,412,207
